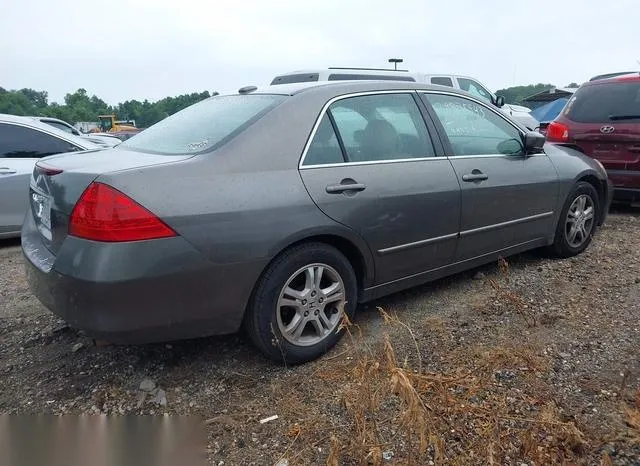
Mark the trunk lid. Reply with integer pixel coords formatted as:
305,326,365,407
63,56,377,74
29,148,192,254
570,121,640,171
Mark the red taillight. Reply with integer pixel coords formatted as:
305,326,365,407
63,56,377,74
546,121,570,142
69,182,176,242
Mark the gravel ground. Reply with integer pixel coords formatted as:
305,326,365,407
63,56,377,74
1,207,639,465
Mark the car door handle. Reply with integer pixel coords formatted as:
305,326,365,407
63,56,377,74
0,168,17,175
462,171,488,182
326,180,366,194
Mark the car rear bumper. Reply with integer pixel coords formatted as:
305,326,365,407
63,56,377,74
607,170,640,202
612,187,640,203
21,212,266,343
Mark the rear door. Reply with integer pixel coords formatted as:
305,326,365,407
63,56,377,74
420,92,558,261
299,92,461,285
561,81,640,188
0,123,83,235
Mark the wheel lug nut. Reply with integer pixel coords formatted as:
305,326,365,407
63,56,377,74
314,310,319,315
302,300,307,305
311,291,316,297
319,298,324,303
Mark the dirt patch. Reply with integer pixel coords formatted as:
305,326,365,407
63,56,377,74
0,208,639,465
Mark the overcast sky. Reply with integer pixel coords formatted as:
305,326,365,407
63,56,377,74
1,0,638,105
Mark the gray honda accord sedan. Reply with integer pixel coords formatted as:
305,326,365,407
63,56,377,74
22,81,613,364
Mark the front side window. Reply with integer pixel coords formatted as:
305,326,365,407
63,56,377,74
424,94,524,156
327,93,435,162
430,77,454,87
0,123,79,158
120,95,286,155
457,78,493,103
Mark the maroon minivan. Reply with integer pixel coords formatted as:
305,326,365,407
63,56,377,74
547,74,640,202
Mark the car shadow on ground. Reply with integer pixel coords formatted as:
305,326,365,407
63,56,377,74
4,206,638,409
0,238,21,249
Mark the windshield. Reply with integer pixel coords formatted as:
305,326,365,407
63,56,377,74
563,81,640,123
120,94,286,155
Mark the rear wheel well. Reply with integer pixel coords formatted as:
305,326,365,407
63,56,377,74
577,175,606,223
242,235,369,328
282,235,367,292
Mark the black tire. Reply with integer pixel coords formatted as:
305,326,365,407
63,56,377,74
549,181,600,258
244,243,358,364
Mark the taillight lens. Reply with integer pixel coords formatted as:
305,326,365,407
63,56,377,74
69,182,176,242
546,121,570,142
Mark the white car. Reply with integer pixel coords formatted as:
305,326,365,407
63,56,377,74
271,68,539,129
31,117,121,148
0,114,101,239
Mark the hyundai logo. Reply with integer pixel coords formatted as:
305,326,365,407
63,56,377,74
600,125,615,134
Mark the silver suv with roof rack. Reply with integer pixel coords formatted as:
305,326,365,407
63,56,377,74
271,67,538,129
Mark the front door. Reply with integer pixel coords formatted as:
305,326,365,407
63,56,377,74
299,92,461,285
420,92,559,261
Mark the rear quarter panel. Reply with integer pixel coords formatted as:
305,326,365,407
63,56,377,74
96,94,376,288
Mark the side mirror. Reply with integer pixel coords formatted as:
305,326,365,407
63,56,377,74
524,131,545,155
493,95,505,107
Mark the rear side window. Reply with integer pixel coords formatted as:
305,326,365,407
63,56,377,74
303,115,344,166
271,73,319,85
0,123,78,158
457,78,493,103
328,93,435,162
120,95,286,155
44,121,75,134
564,82,640,123
328,74,415,82
430,77,454,87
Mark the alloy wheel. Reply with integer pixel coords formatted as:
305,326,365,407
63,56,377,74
276,263,346,346
565,194,595,248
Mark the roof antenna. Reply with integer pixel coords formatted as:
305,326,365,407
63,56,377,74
388,58,403,71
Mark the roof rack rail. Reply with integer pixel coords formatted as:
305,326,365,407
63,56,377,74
328,67,409,72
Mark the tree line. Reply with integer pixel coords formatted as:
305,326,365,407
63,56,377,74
0,87,212,129
0,81,583,130
495,82,579,106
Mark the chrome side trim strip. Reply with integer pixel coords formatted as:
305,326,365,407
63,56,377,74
378,232,458,255
366,237,545,291
460,212,554,237
301,156,446,170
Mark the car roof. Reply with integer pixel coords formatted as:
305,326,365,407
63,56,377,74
0,113,98,149
583,72,640,86
247,80,469,97
34,116,70,124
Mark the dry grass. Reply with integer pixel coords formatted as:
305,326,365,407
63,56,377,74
623,390,640,445
277,314,587,465
268,259,638,465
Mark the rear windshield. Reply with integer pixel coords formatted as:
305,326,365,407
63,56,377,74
271,73,319,85
564,81,640,123
120,95,285,155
